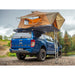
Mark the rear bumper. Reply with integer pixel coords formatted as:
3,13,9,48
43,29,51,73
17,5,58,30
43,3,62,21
10,49,30,53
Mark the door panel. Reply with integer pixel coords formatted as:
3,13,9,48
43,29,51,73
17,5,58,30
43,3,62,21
46,41,55,54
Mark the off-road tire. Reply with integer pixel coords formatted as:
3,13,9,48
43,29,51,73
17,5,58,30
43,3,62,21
16,53,26,60
58,50,62,58
37,49,46,61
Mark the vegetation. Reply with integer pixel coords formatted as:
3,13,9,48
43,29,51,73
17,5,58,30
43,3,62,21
7,52,16,57
0,35,2,40
0,40,10,47
64,31,71,55
71,35,75,51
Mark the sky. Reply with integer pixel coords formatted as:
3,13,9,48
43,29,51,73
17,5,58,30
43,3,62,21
0,10,75,37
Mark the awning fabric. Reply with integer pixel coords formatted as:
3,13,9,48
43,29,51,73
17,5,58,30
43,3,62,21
18,11,65,32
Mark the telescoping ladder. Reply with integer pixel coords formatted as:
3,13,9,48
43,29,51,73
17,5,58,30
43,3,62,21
54,30,59,64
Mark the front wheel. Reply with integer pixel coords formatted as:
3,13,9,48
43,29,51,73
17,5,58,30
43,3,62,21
37,49,46,61
58,50,62,58
16,53,26,60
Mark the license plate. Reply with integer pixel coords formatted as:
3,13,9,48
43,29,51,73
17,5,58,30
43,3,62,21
19,48,23,50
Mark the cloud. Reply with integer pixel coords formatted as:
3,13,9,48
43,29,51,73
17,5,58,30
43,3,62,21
0,26,15,36
69,30,75,36
65,16,75,25
62,16,75,31
0,27,9,35
60,16,75,36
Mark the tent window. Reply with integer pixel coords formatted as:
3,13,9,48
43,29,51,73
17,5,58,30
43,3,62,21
24,20,29,25
27,16,39,19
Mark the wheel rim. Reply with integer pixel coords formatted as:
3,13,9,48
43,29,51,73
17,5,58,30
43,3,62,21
20,54,25,58
21,55,25,58
41,52,46,60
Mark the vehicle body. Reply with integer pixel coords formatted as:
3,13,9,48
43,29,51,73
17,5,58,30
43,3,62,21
10,31,62,61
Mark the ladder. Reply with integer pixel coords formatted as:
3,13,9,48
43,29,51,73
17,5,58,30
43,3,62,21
54,30,59,64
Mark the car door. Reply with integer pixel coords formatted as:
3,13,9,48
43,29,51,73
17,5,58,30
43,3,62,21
45,35,55,54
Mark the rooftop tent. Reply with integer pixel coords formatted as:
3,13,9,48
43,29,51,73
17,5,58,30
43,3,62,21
18,11,65,32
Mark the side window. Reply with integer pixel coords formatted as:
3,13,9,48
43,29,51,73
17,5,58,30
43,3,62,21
39,35,45,39
46,36,51,41
24,20,29,25
45,35,53,42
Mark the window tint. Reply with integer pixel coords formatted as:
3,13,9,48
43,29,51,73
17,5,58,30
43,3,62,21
24,20,29,25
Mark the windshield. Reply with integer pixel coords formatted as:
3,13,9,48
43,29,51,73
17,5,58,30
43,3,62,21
12,32,32,39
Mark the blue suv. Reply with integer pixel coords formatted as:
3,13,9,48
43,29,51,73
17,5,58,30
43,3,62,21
10,30,62,61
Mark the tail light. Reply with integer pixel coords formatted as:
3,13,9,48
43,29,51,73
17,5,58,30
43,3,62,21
31,40,35,47
10,40,12,48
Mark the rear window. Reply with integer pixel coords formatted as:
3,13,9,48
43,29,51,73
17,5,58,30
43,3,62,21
12,32,32,39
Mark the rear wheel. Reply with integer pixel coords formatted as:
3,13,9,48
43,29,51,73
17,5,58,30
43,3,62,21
37,49,46,61
16,53,26,60
58,50,62,58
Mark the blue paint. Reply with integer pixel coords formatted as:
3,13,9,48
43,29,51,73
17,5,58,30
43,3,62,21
10,31,62,55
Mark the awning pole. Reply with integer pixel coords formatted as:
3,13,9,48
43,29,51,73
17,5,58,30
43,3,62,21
54,30,58,64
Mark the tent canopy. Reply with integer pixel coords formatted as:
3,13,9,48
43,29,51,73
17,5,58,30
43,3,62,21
18,11,65,32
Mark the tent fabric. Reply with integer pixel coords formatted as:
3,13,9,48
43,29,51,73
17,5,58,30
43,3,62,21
20,11,47,17
18,11,65,32
18,13,50,28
